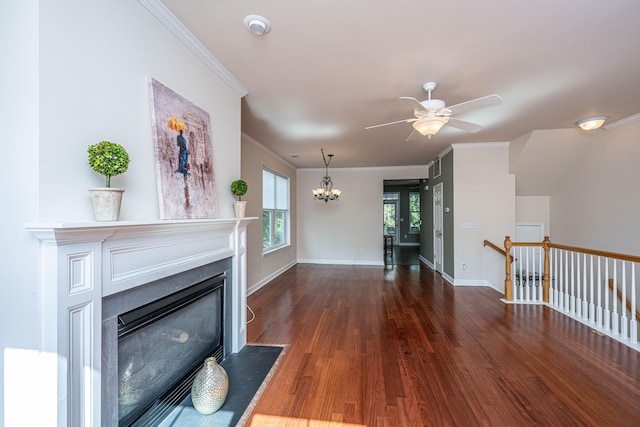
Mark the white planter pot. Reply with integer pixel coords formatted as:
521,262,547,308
89,188,124,221
233,201,247,218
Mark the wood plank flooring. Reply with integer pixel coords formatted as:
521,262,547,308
245,263,640,426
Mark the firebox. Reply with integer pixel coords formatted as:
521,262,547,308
117,273,224,425
102,258,233,426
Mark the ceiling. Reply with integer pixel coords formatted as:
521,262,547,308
161,0,640,169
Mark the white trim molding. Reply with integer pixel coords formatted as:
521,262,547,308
138,0,248,97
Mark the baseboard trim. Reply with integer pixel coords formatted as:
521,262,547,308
297,259,384,266
247,260,297,295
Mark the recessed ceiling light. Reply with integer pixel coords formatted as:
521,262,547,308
243,15,271,35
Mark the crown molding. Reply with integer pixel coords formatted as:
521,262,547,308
139,0,248,97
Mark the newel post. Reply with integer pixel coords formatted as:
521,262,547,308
504,236,513,301
542,236,551,303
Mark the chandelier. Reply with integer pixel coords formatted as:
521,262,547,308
312,149,341,202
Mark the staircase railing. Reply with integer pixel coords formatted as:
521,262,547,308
497,236,640,349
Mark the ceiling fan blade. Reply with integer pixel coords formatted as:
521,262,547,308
405,129,418,142
399,96,427,113
365,118,416,130
446,117,483,133
447,94,502,115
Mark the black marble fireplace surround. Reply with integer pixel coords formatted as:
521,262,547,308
102,258,233,426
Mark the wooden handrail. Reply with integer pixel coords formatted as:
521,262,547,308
483,239,506,256
483,239,514,262
550,243,640,264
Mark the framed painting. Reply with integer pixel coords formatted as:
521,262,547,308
149,78,217,219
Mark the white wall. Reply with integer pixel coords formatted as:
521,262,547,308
297,165,428,264
1,1,41,424
1,0,242,424
551,121,640,256
452,143,516,291
516,196,550,237
38,0,241,221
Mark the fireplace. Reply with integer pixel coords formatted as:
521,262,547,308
103,260,231,426
25,218,252,426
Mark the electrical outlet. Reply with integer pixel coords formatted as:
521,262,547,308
462,263,467,270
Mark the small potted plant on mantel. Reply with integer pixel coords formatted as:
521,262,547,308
230,179,248,218
87,140,130,221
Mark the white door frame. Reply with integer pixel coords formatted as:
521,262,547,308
433,182,444,273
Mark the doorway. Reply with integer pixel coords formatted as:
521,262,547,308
383,180,422,266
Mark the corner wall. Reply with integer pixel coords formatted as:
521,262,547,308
241,134,298,294
452,143,516,291
550,121,640,256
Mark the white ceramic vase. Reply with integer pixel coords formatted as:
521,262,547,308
233,201,247,218
89,188,124,221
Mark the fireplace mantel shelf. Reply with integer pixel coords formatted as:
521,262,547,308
25,217,254,425
25,217,257,244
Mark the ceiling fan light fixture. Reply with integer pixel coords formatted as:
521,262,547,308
413,116,450,138
243,15,271,35
576,116,607,131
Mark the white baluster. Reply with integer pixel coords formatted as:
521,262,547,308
612,259,619,335
537,245,542,301
570,251,576,314
604,259,610,331
596,256,603,327
552,248,559,306
621,261,628,339
589,255,595,324
576,252,582,317
582,253,588,319
631,264,637,344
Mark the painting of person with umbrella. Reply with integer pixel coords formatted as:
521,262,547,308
168,117,190,176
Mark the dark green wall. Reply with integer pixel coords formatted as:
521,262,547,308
421,150,454,278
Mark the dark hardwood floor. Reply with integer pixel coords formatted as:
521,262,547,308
245,263,640,426
385,245,420,266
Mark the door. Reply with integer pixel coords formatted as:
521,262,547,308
383,198,400,239
433,183,444,273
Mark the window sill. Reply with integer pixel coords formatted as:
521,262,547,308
262,243,291,257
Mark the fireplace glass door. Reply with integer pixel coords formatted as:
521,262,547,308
117,276,224,425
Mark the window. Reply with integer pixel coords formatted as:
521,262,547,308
262,168,289,251
409,192,420,233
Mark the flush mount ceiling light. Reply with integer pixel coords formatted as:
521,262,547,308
243,15,271,35
576,116,608,131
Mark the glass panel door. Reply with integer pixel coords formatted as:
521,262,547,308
383,200,399,238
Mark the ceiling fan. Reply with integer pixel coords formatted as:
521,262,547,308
365,82,502,139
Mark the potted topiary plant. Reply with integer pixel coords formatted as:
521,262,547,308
87,140,130,221
230,179,248,218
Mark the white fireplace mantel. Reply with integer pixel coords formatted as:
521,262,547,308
25,218,254,426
